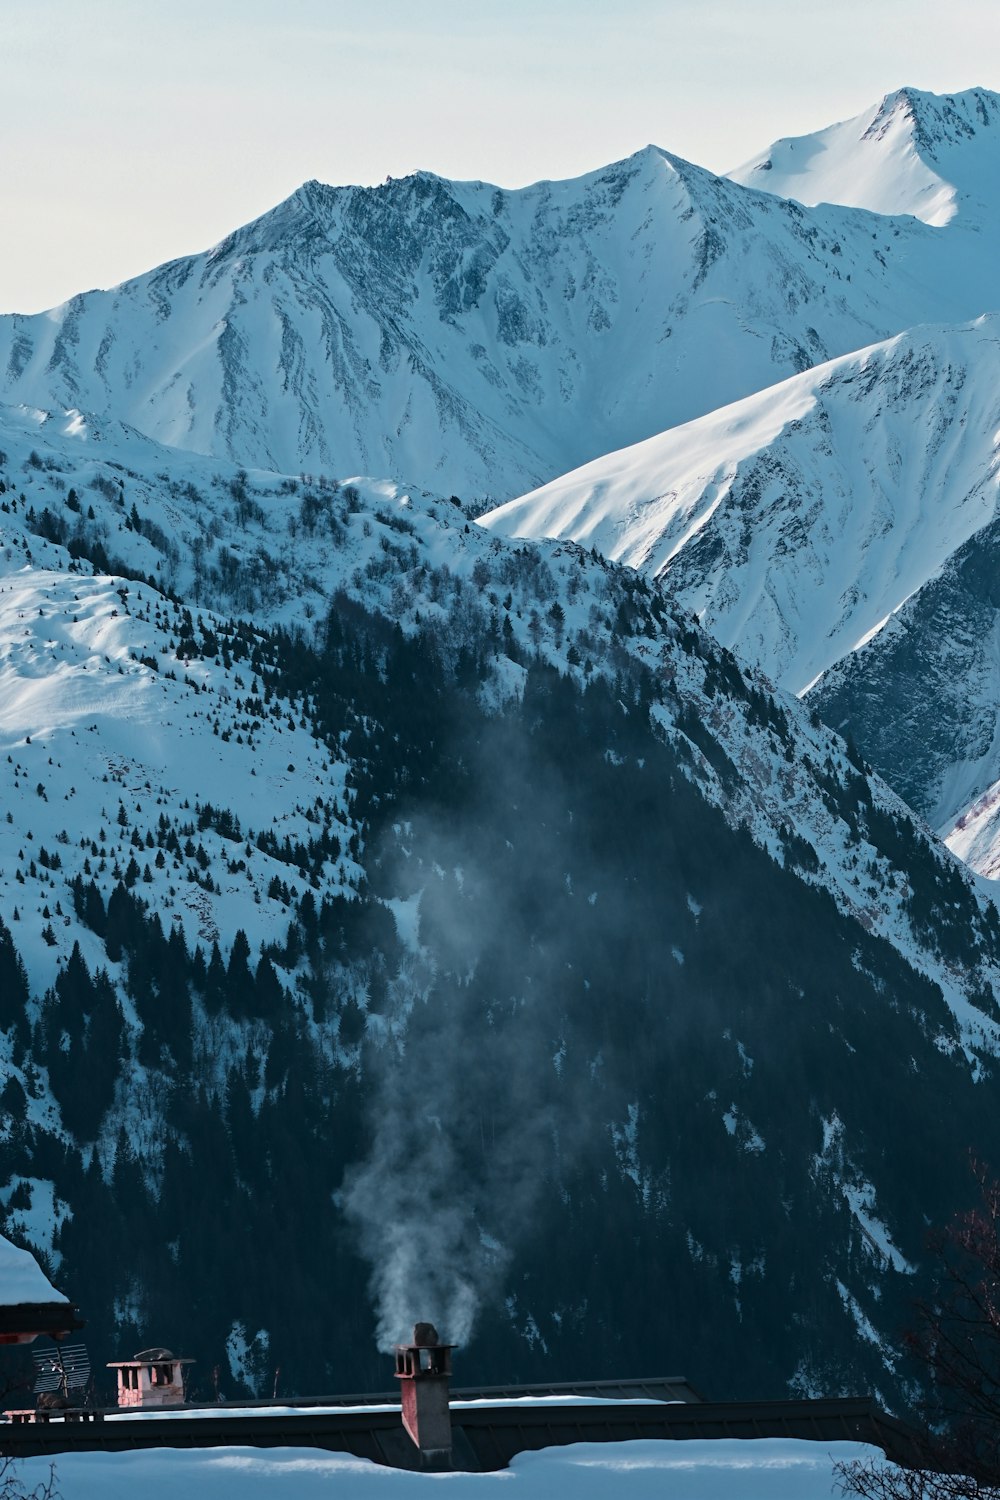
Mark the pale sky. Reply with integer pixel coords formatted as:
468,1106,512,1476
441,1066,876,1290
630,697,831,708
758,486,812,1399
2,0,998,314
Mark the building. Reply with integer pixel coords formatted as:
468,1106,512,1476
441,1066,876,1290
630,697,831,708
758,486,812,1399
0,1232,82,1346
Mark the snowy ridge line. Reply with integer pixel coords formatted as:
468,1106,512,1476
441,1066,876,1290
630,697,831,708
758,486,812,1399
3,86,1000,499
482,313,1000,699
729,86,1000,226
644,630,1000,1056
482,312,1000,880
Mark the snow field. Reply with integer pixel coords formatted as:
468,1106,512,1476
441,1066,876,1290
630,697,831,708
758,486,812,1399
13,1438,881,1499
0,561,354,993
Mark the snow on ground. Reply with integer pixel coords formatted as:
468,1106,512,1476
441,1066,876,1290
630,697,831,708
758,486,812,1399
13,1438,880,1498
0,1230,65,1304
944,781,1000,879
0,560,355,994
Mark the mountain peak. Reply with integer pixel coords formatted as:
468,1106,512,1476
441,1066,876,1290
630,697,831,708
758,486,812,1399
869,85,1000,156
729,85,1000,225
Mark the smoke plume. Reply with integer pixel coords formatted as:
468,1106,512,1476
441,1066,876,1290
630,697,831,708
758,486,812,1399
340,713,594,1352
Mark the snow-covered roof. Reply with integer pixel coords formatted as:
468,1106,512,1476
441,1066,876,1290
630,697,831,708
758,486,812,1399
0,1231,67,1306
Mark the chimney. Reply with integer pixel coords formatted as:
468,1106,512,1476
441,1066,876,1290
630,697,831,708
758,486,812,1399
394,1322,454,1463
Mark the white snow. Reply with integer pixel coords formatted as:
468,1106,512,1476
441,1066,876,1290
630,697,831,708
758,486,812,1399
9,1438,882,1498
482,315,1000,698
2,389,999,1066
842,1185,916,1275
0,1229,66,1304
2,89,1000,502
945,782,1000,879
729,87,1000,227
813,1114,915,1277
0,561,354,991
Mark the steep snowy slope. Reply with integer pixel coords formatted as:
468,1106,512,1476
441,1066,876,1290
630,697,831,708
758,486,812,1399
2,108,999,499
1,398,998,1047
729,86,1000,226
482,315,1000,695
948,774,1000,879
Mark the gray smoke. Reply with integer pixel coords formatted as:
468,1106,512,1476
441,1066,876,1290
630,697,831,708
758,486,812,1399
342,977,560,1350
341,711,613,1353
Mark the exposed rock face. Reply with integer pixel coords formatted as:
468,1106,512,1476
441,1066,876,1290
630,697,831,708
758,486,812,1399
814,514,1000,834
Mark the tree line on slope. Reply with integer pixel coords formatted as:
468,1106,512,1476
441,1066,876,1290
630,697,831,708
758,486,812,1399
0,587,996,1409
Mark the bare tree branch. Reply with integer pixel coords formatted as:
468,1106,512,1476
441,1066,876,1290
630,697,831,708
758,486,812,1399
838,1161,1000,1500
0,1457,59,1500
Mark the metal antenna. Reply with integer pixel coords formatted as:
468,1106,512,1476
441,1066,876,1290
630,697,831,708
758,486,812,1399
32,1342,91,1401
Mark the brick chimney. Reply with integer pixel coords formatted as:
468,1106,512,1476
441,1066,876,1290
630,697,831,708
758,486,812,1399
394,1322,454,1462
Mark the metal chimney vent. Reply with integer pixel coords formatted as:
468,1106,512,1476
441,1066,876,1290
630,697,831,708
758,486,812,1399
394,1322,455,1462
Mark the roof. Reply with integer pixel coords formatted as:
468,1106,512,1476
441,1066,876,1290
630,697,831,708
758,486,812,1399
0,1234,67,1308
0,1394,922,1472
0,1303,84,1342
0,1234,81,1341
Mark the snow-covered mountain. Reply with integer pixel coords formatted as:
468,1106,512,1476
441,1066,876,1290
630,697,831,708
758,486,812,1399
1,96,999,500
482,315,1000,694
4,88,1000,1410
2,397,996,1036
2,401,1000,1405
481,313,1000,874
729,86,1000,226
